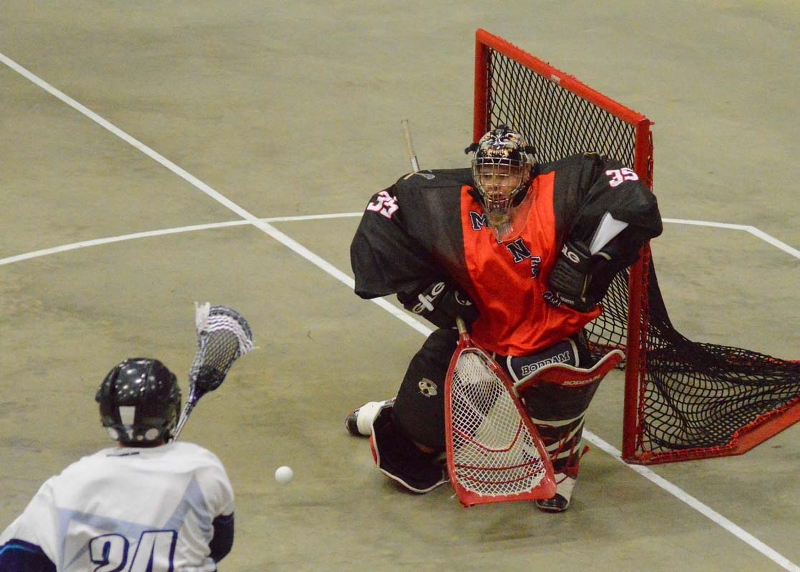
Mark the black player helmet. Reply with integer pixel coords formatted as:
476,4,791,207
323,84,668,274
96,358,182,445
469,126,535,229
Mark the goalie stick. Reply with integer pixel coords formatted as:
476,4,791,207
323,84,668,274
445,317,556,507
401,118,421,173
172,302,254,441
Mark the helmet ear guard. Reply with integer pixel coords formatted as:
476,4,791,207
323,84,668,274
96,358,182,446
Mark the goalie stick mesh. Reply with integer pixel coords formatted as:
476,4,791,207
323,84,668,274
446,345,555,506
475,29,800,464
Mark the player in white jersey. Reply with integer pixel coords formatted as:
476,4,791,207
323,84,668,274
0,357,235,572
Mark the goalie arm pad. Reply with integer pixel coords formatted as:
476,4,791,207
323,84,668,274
396,280,479,329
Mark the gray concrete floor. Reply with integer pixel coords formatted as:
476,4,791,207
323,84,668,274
1,2,798,571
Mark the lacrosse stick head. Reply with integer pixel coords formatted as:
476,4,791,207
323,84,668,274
188,303,254,402
171,303,254,442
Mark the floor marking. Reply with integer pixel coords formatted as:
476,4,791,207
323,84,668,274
0,215,361,267
2,51,798,571
585,432,800,572
3,216,794,267
662,218,799,259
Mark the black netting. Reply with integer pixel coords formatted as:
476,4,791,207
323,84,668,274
483,46,800,461
487,55,637,166
189,305,254,394
640,265,800,453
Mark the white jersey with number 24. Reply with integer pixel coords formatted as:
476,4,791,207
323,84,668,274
0,441,234,572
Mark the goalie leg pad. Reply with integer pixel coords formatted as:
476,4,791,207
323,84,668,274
530,413,589,513
506,331,597,385
506,335,587,386
520,375,603,421
521,371,601,512
369,405,448,494
516,344,611,513
392,328,459,452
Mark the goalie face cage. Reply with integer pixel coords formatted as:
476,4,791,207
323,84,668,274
474,29,800,464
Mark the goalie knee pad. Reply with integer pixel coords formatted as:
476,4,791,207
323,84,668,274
505,332,593,387
392,328,459,451
369,405,448,493
513,346,624,421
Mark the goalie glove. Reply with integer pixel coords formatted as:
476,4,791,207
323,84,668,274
397,280,479,329
548,240,602,313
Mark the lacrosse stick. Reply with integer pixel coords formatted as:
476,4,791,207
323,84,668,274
172,302,254,440
445,317,556,507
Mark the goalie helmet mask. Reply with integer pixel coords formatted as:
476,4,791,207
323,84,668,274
467,126,536,241
96,357,182,446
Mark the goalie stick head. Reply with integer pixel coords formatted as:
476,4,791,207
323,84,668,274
445,317,556,506
96,357,182,445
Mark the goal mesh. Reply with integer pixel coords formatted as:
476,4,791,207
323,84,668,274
474,29,800,464
447,348,553,504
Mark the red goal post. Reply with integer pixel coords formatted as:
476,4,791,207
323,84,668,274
473,29,800,464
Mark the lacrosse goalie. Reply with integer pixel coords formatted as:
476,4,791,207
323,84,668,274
345,125,662,511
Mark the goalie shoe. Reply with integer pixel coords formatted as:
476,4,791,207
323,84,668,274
345,398,395,437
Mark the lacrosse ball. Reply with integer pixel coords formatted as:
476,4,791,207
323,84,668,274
275,465,294,484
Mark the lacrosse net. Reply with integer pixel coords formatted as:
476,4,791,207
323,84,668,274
474,28,800,464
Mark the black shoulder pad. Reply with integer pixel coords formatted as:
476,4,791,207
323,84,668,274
395,168,472,192
539,152,600,175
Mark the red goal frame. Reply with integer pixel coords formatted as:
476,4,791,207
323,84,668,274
473,28,800,464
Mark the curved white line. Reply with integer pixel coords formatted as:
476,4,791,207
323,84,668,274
2,51,797,570
1,216,795,268
0,215,362,267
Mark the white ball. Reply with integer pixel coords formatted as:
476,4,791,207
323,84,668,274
275,465,293,484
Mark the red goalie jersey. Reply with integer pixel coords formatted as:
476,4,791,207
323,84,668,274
350,153,662,357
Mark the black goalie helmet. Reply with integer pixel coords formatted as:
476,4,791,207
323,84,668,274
468,125,536,225
96,358,182,446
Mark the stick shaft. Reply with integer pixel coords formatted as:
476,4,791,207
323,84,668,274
455,316,468,336
172,400,196,441
401,118,420,173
